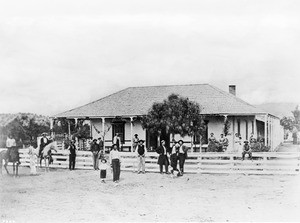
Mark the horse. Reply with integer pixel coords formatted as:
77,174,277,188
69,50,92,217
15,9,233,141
39,141,57,172
0,147,20,177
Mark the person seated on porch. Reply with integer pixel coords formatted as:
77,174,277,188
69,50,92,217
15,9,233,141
207,133,218,152
249,133,256,143
218,134,229,152
242,141,252,161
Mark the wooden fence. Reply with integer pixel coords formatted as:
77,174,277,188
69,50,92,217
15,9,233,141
8,149,299,175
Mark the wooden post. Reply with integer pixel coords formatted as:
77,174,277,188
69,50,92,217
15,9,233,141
232,116,235,152
264,114,268,146
130,117,134,153
101,117,105,152
191,135,194,154
68,120,71,137
253,116,257,139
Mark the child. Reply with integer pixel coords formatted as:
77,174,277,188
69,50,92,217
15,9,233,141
27,143,37,175
99,158,108,183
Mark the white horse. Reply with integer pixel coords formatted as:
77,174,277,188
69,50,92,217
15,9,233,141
39,141,57,172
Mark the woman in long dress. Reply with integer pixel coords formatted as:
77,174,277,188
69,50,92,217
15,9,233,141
234,133,243,154
28,144,37,175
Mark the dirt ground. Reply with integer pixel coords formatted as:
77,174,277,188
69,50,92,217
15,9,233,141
1,164,300,223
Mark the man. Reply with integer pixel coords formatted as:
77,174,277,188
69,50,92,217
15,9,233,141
178,140,188,175
97,137,104,159
156,140,170,174
6,134,18,163
242,141,252,160
39,133,49,158
132,134,139,152
90,139,100,170
136,140,146,174
68,140,77,170
218,134,229,152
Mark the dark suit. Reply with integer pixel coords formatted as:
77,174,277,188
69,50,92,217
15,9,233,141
156,145,170,173
178,145,188,173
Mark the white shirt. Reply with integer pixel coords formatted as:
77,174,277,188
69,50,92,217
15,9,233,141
110,149,121,162
99,162,109,170
6,138,16,148
179,145,185,154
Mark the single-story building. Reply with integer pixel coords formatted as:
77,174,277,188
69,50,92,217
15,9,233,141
53,84,284,152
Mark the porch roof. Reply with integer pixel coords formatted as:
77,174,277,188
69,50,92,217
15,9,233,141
54,84,274,119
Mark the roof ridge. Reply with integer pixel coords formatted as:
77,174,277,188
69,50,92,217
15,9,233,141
53,87,131,117
207,84,265,112
128,83,209,89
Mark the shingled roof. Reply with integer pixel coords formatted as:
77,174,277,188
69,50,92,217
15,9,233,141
54,84,269,118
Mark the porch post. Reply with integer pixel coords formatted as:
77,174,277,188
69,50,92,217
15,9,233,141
253,116,257,138
68,119,71,137
130,117,134,153
102,117,105,151
264,114,267,146
232,116,235,152
50,118,54,138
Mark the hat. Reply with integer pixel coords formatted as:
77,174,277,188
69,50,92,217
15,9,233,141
134,134,138,136
42,132,47,136
161,140,165,143
138,139,144,143
244,140,249,144
178,140,184,144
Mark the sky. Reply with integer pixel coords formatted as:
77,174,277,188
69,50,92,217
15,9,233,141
0,0,300,116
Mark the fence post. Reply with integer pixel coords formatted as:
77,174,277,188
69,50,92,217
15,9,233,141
197,154,202,173
262,154,267,172
230,154,234,172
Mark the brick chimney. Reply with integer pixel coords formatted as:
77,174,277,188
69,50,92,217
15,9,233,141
229,85,236,96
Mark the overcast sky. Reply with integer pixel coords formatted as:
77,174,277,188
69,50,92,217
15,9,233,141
0,0,299,116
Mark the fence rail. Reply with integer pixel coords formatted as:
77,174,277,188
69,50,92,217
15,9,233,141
1,148,300,175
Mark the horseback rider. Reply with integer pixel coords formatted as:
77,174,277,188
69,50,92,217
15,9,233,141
6,134,20,164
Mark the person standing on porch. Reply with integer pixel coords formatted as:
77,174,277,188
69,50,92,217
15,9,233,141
178,140,188,175
156,140,170,174
136,140,146,174
113,133,122,151
97,137,104,159
110,144,121,183
132,134,139,152
91,139,100,170
234,133,243,153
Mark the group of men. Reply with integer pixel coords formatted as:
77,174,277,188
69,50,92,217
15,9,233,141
90,137,104,170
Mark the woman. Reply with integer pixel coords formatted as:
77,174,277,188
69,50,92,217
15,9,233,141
109,144,121,183
234,133,243,154
27,143,37,175
207,133,218,152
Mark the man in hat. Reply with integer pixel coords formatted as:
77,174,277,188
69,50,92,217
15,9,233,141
90,139,100,170
178,140,188,175
132,134,139,152
156,140,170,174
242,141,252,160
136,139,146,174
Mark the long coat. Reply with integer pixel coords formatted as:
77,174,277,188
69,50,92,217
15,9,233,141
156,146,170,166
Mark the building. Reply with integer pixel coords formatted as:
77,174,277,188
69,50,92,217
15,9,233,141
53,84,283,152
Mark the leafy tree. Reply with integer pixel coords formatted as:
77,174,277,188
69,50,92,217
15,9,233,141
141,94,205,141
280,116,294,131
1,113,50,147
280,105,300,131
